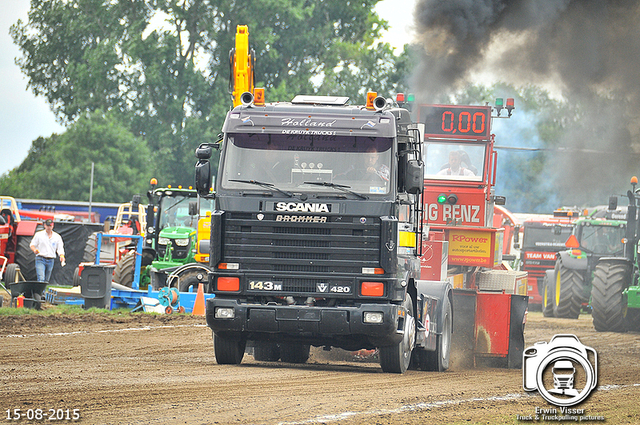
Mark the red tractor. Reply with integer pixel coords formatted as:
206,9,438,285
1,196,61,284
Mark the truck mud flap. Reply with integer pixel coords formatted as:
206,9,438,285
451,289,477,369
475,293,528,369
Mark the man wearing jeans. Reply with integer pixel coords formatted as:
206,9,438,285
30,219,66,282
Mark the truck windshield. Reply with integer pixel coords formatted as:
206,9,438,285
221,133,393,195
522,224,574,250
158,195,215,229
423,141,485,182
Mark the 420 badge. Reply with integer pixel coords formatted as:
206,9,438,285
523,334,597,406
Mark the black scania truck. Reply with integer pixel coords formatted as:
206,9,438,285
195,92,452,373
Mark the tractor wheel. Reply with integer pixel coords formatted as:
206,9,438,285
213,332,246,365
421,295,452,372
83,233,98,262
3,263,20,284
83,232,114,263
15,236,36,281
591,261,630,332
279,343,310,364
112,250,136,288
542,269,555,317
553,262,586,319
72,266,81,287
253,342,281,362
174,268,208,293
379,293,415,373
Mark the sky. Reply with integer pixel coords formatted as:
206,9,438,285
0,0,416,176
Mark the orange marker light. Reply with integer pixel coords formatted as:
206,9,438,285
217,277,240,291
366,92,377,110
254,87,265,106
361,281,384,297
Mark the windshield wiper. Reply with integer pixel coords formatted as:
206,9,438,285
303,181,368,200
229,179,293,198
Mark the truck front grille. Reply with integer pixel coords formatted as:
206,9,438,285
223,212,380,275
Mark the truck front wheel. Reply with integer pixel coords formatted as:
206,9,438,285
213,332,246,365
379,293,415,373
422,296,452,372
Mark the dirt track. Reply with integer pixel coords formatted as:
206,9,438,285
1,305,639,425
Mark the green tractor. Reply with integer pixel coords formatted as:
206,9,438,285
588,177,640,332
544,213,626,319
142,181,215,292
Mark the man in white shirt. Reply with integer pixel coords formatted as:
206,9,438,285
30,219,66,282
437,150,475,176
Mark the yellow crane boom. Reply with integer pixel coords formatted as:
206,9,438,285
230,25,255,108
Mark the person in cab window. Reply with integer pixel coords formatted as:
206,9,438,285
437,150,475,176
363,146,390,182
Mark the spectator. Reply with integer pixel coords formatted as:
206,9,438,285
30,219,66,282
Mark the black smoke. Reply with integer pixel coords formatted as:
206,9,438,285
412,0,640,212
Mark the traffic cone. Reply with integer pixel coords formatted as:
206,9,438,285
192,283,205,316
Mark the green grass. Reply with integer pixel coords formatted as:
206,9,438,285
0,303,134,316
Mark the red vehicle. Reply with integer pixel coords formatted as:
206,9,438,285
1,196,62,284
418,101,528,368
517,211,578,308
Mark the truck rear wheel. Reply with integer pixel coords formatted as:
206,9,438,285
253,341,281,362
542,270,555,317
591,261,629,332
213,332,246,364
379,293,415,373
422,295,452,372
279,343,310,363
553,262,585,319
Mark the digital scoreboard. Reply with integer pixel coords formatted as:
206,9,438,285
419,105,491,139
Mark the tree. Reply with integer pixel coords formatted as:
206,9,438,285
9,0,402,188
0,111,152,203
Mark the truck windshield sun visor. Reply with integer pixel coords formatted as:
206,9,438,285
221,133,394,195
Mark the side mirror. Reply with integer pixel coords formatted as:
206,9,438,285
188,200,198,216
404,159,423,194
195,145,213,160
609,196,618,211
195,160,211,196
494,195,506,206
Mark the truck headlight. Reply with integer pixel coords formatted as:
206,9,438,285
158,237,169,245
363,311,384,324
175,238,190,246
215,307,235,319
